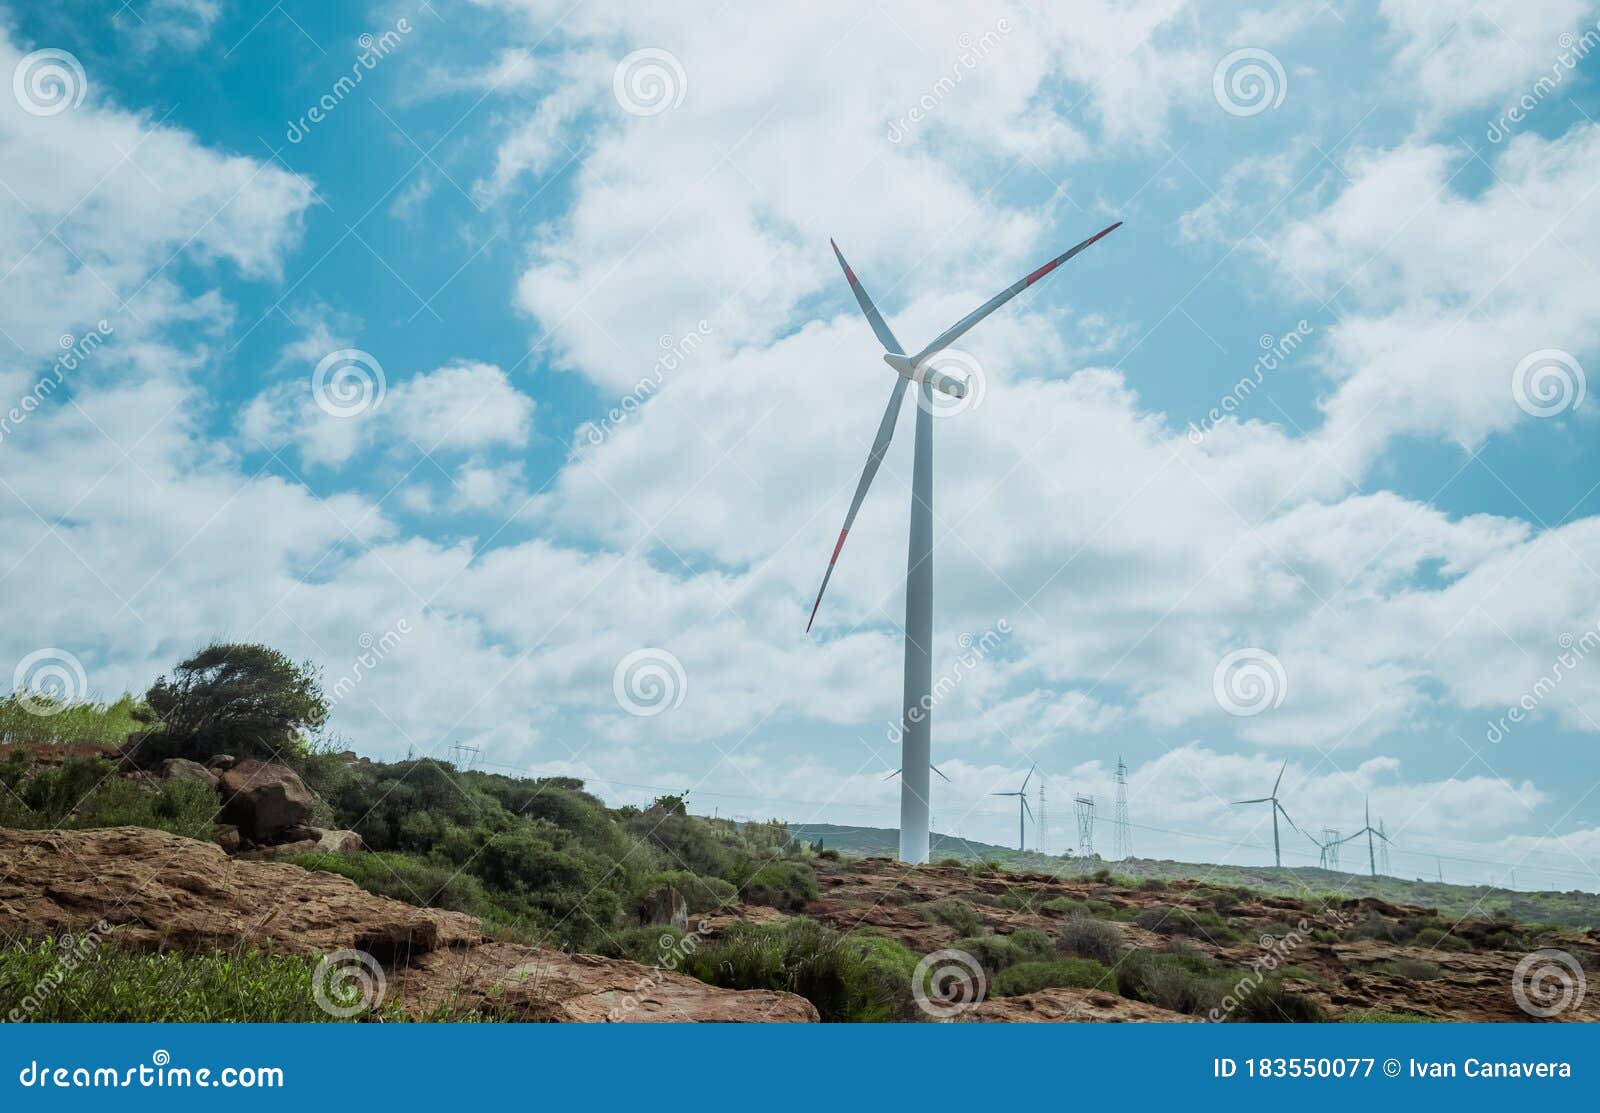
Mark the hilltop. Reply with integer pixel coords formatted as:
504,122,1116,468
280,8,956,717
791,823,1600,930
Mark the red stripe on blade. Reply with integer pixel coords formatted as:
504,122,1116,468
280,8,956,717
1024,259,1061,286
829,527,848,562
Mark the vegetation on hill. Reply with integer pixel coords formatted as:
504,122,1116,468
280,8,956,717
790,822,1600,930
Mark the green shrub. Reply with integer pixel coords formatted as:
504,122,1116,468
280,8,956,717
952,928,1054,974
1372,957,1442,981
1412,926,1470,952
631,870,737,915
1132,904,1240,944
0,693,145,748
1116,947,1323,1021
684,918,918,1021
992,957,1112,997
923,899,985,936
1056,917,1124,964
0,756,217,840
739,862,818,911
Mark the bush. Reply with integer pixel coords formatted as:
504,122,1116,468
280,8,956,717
1373,958,1442,981
1133,904,1240,944
632,870,737,915
1116,947,1324,1021
952,928,1054,974
1056,917,1124,964
923,899,984,936
684,918,919,1021
738,862,818,911
992,957,1112,997
0,756,216,840
137,643,328,764
1412,926,1470,953
0,693,145,748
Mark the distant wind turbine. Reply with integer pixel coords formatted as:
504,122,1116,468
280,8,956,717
1231,759,1303,868
1335,797,1391,877
992,765,1036,851
807,223,1122,864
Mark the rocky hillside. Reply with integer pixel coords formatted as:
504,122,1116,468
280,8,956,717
0,826,817,1022
802,856,1600,1022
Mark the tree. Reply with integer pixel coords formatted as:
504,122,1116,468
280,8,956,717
135,643,327,764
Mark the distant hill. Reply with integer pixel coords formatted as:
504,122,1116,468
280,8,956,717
789,822,1600,929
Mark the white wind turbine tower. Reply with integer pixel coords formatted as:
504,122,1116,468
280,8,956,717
992,765,1036,852
1231,759,1303,868
807,223,1122,864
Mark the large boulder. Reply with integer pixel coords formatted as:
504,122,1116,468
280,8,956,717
637,885,688,930
159,757,218,787
217,759,315,842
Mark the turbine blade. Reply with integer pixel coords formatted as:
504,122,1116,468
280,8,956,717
1021,796,1034,820
830,239,905,355
910,222,1121,365
883,768,900,781
1232,797,1271,805
1275,802,1306,838
1273,759,1287,796
930,764,951,783
1021,764,1035,792
805,376,912,631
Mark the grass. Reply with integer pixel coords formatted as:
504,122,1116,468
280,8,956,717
0,938,491,1022
921,898,985,936
0,694,145,749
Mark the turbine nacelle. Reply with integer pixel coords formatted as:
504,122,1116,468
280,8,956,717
883,352,968,399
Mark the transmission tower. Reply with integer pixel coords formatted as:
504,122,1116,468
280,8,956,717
1319,828,1341,870
1377,818,1391,875
448,741,482,770
1074,795,1096,859
1037,777,1049,855
1112,757,1132,860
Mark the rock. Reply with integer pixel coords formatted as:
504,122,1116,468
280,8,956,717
205,754,236,771
159,758,218,786
392,943,818,1022
212,824,241,853
317,829,364,854
217,759,315,841
0,827,815,1023
958,988,1200,1023
275,824,322,844
637,885,688,930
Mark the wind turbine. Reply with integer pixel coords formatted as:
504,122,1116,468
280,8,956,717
992,765,1036,851
807,222,1122,864
1335,797,1390,877
883,764,951,782
1231,759,1303,868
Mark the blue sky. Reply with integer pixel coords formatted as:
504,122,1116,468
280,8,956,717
4,0,1600,889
